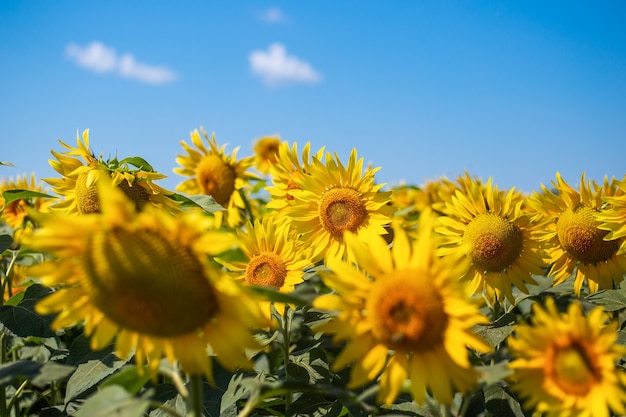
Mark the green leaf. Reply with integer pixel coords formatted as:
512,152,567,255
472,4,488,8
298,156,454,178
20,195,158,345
0,235,13,253
484,383,526,417
30,362,76,388
1,189,57,205
0,360,42,385
118,156,154,172
288,396,344,417
474,312,517,347
65,341,130,402
587,289,626,311
149,383,186,417
0,304,55,337
169,193,225,213
0,161,16,167
100,365,151,395
74,385,150,417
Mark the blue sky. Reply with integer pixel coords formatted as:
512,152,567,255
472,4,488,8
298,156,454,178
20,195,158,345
1,1,625,194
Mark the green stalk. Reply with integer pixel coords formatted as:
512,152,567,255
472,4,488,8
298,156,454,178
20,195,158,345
281,307,294,413
187,374,204,417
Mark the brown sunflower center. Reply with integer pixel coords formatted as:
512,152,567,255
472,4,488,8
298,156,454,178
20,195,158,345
548,342,599,396
75,171,151,214
557,206,619,264
245,252,288,288
319,187,368,237
195,154,236,207
367,271,448,352
83,227,218,337
464,214,523,272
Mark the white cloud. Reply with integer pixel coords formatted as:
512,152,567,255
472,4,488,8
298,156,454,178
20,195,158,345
249,43,321,87
65,41,178,85
259,7,289,23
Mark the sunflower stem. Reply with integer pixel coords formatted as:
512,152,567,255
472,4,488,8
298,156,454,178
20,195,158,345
281,306,294,413
187,374,204,417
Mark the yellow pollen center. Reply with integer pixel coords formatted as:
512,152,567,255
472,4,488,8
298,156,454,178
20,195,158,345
83,227,218,337
195,154,236,207
367,271,448,352
557,206,619,264
464,214,523,272
75,172,151,214
245,252,288,288
548,343,598,396
319,187,368,237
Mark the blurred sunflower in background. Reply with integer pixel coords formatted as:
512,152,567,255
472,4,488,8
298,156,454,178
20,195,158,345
285,149,392,263
45,129,179,215
0,173,52,230
265,141,325,213
435,177,546,304
23,179,266,378
252,135,283,175
597,175,626,256
217,217,313,319
508,297,626,417
174,128,257,228
314,211,491,405
529,173,626,296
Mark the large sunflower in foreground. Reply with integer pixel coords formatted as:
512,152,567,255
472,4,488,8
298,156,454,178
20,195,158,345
217,217,313,319
174,128,257,228
435,177,546,303
528,173,626,296
23,180,266,378
597,175,626,256
44,129,179,215
0,173,52,229
265,141,325,213
508,298,626,417
285,149,392,263
314,211,491,405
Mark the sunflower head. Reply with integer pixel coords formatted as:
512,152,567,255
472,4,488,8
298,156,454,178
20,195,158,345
174,128,257,227
529,172,626,295
285,149,393,262
24,178,266,378
435,177,546,303
0,173,53,229
253,135,283,174
44,129,179,215
508,297,626,417
314,210,490,405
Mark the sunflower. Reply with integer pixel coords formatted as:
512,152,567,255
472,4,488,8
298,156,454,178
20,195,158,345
435,177,546,303
597,175,626,256
0,173,52,229
284,149,392,263
265,141,325,212
528,173,626,296
174,128,257,228
507,297,626,417
44,129,179,215
314,210,491,405
23,179,266,378
217,217,313,319
252,135,283,175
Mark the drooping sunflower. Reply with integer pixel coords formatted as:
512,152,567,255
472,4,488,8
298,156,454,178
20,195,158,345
265,141,325,213
284,149,392,263
174,128,257,228
0,173,52,229
44,129,179,215
23,179,266,378
435,177,546,303
314,211,491,405
508,297,626,417
217,217,313,319
597,175,626,256
252,135,283,175
528,173,626,296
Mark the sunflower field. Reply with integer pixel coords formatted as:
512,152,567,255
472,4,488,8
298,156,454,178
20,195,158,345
1,128,626,417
